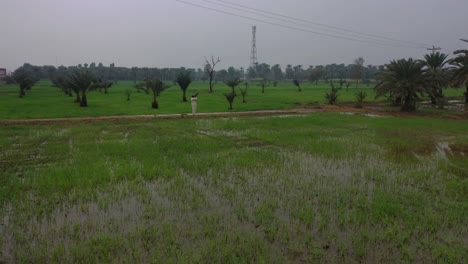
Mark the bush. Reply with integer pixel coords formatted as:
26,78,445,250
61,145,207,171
325,81,340,105
355,91,367,108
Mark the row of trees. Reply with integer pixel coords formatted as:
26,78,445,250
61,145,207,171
375,39,468,111
4,60,380,84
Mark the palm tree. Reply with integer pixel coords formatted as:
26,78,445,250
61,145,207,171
423,52,449,104
293,79,301,92
176,71,192,102
10,66,38,98
66,69,96,107
51,70,83,103
375,58,428,112
143,78,168,109
449,39,468,103
224,78,241,93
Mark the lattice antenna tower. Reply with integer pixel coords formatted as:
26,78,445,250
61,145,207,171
250,26,258,69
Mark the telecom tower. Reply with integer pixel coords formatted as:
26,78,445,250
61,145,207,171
250,26,257,69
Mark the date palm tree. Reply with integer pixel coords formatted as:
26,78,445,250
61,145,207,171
10,66,38,98
449,39,468,103
225,78,241,93
66,69,96,107
423,52,449,104
176,70,192,102
375,58,428,112
143,78,168,109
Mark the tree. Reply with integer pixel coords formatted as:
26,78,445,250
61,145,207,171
293,65,304,80
225,78,242,93
176,70,192,102
66,69,97,107
223,92,237,110
285,65,294,80
355,91,367,108
271,64,283,81
352,57,365,88
423,52,449,105
204,56,220,93
239,82,249,103
125,88,132,101
142,79,168,109
258,79,269,93
293,79,301,92
375,58,428,112
308,68,323,85
10,66,39,98
449,39,468,103
325,80,340,104
95,79,113,94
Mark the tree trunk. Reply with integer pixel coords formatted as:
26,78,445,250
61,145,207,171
401,97,416,112
74,92,81,103
182,90,187,102
394,96,402,106
209,74,214,93
152,100,159,109
19,88,25,98
228,102,233,110
80,93,88,107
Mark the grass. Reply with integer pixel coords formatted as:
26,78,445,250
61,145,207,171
0,80,465,119
0,113,467,263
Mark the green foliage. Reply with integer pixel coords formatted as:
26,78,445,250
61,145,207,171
223,92,237,109
293,79,301,92
224,78,242,93
258,79,269,93
423,52,449,105
375,58,428,112
142,79,168,109
176,70,192,102
355,91,367,108
125,88,132,101
95,79,113,94
66,69,96,107
325,81,340,104
238,82,249,103
10,66,39,98
449,39,468,103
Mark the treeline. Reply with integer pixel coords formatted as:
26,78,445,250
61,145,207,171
9,61,382,83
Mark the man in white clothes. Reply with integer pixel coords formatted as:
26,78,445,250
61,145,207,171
191,93,199,114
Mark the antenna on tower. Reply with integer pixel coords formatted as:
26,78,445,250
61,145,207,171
250,26,257,69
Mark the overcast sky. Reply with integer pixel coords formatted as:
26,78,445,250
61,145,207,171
1,0,467,71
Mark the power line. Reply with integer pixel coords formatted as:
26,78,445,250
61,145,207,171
212,0,431,48
174,0,428,49
199,0,422,47
427,45,441,54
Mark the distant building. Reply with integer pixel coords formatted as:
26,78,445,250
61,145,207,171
0,68,6,80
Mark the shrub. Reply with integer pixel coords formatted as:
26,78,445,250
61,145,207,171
325,81,340,105
355,91,367,108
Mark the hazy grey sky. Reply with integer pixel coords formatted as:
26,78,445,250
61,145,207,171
1,0,467,71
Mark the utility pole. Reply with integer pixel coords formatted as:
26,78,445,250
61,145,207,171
427,45,441,54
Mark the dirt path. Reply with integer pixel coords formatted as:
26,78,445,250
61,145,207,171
0,104,466,125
